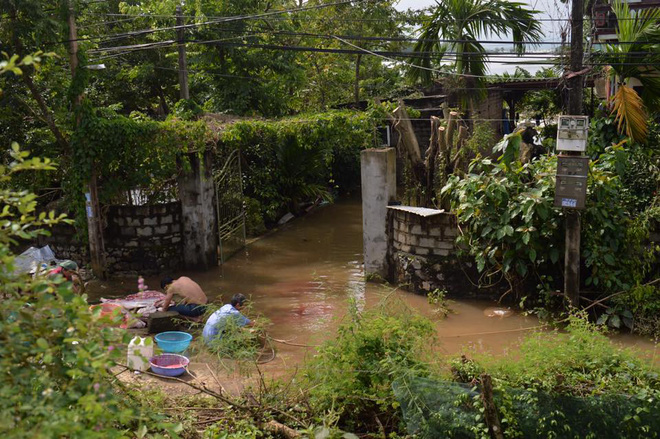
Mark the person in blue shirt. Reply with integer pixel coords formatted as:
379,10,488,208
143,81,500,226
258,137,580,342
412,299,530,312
202,293,253,343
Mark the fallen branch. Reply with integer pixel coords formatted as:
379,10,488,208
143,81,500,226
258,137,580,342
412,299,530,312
117,364,305,437
116,364,250,411
582,278,660,312
263,419,301,439
205,363,228,396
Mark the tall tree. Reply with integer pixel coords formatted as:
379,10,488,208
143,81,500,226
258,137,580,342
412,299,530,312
409,0,542,107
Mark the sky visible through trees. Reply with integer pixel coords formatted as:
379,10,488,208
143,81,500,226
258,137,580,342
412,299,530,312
397,0,571,74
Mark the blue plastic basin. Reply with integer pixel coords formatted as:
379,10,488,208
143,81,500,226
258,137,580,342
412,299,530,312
155,331,192,353
149,353,189,377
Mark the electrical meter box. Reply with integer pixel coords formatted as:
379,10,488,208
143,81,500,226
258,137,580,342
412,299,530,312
556,115,589,152
554,156,590,209
554,176,587,209
557,155,589,177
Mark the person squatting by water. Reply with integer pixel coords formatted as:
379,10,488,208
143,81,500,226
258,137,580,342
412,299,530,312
158,276,208,317
48,260,82,293
202,293,254,343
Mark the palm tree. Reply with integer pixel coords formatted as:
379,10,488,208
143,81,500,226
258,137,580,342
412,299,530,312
601,0,660,143
409,0,543,107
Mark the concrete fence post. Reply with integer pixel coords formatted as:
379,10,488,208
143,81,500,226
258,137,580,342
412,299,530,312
361,148,396,278
177,151,218,270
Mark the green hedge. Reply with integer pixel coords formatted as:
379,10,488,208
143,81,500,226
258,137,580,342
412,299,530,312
217,109,383,222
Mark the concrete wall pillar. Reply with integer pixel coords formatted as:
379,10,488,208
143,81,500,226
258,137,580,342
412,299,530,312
177,151,218,270
361,147,396,278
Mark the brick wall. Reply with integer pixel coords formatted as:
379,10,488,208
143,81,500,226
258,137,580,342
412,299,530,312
38,201,184,276
387,207,484,296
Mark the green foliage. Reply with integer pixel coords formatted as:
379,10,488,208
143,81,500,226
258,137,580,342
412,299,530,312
442,148,560,295
410,0,543,108
203,418,268,439
517,67,563,123
206,314,262,370
482,314,658,396
613,282,660,338
304,300,435,433
594,122,660,214
397,314,660,438
464,122,497,158
598,0,660,143
0,145,179,437
244,197,267,237
172,99,204,121
218,109,380,221
0,144,66,272
443,135,656,299
67,106,212,233
427,288,452,319
587,115,626,158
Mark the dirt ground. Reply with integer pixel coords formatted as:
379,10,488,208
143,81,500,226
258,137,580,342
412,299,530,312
115,335,283,399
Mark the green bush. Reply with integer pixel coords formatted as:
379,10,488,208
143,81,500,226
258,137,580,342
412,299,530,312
304,300,435,433
67,106,212,236
0,145,179,437
442,131,657,300
217,109,381,222
397,314,660,438
484,314,659,395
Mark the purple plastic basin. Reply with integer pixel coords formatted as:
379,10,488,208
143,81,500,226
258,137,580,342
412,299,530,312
149,354,189,377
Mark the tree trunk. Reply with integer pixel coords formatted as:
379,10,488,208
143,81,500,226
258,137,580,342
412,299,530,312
480,374,505,439
354,53,362,106
425,117,444,207
22,72,69,152
157,85,170,116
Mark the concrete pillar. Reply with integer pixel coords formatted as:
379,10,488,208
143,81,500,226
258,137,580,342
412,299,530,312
177,151,218,270
361,148,396,278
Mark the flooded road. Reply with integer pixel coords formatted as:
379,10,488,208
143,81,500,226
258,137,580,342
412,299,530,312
92,197,658,373
193,198,549,367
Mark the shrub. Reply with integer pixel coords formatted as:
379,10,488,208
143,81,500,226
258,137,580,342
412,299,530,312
613,283,660,338
442,131,657,301
0,145,179,437
304,300,435,433
217,109,381,222
483,314,659,395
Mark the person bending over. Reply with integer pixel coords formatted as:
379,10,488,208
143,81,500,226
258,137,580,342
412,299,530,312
158,276,208,317
49,260,82,293
202,293,253,343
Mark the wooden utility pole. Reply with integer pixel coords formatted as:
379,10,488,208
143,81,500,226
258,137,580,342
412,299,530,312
176,5,190,100
564,0,585,306
68,0,107,279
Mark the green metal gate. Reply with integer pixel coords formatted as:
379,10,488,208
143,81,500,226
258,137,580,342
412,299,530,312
214,149,246,263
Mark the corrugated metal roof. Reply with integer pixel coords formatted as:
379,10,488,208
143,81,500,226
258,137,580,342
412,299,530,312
387,205,446,217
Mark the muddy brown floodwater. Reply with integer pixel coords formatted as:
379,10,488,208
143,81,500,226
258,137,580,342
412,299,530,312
92,197,659,379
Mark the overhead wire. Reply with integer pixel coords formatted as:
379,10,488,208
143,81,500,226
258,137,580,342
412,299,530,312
67,0,375,45
70,0,660,81
91,12,660,22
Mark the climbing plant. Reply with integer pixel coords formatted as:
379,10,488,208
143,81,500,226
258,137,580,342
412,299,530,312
66,105,213,234
218,109,382,222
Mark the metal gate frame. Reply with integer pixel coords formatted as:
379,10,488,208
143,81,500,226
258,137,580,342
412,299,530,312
214,149,246,263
